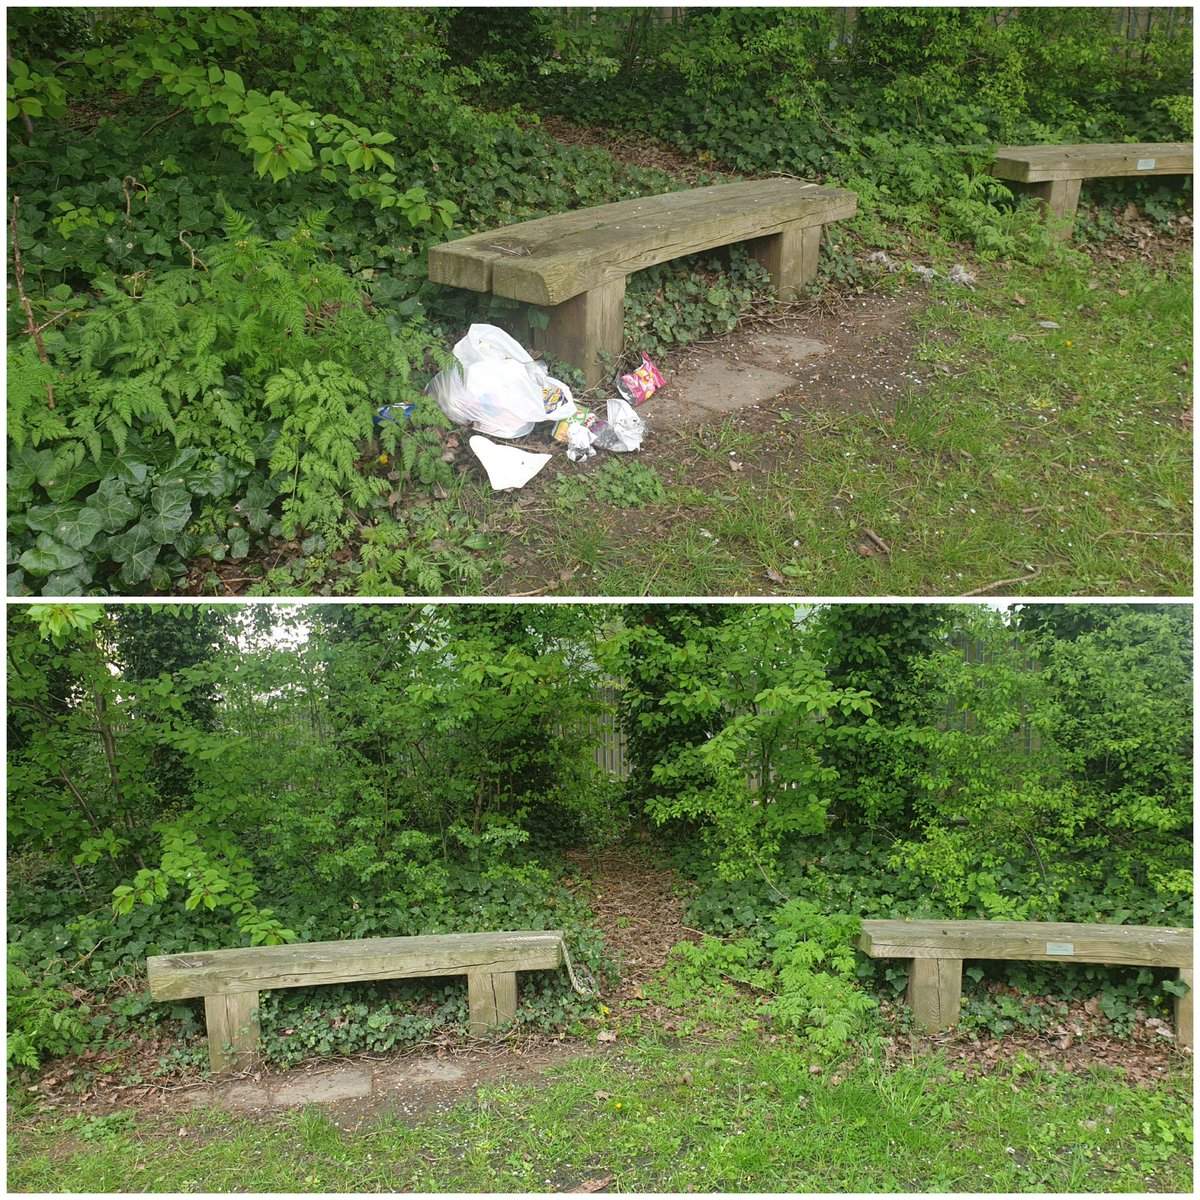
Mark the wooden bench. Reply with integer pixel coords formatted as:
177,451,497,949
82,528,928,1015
990,142,1193,237
428,179,857,386
860,919,1192,1050
147,929,565,1074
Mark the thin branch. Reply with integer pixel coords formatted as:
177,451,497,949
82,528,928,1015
138,105,186,140
178,231,208,272
962,566,1044,596
10,195,56,408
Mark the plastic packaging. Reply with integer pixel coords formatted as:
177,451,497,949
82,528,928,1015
592,395,647,451
374,403,415,426
426,323,576,439
469,435,552,490
616,352,665,406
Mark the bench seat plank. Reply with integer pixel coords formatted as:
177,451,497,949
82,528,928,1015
147,929,564,1001
991,142,1193,183
860,919,1192,968
429,180,857,307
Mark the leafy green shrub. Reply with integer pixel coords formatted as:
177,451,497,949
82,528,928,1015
7,944,91,1071
766,901,875,1055
652,936,774,1008
650,903,875,1056
9,211,452,594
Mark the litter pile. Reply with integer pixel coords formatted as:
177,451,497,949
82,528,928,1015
420,324,665,491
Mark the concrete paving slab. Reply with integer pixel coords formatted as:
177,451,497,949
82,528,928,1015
375,1058,468,1088
273,1067,373,1107
221,1082,270,1112
641,333,829,429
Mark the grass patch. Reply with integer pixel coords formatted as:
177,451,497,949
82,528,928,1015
491,246,1191,597
8,1038,1191,1192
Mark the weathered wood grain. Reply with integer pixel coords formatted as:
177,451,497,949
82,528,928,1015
859,920,1192,968
531,278,626,387
1175,968,1192,1051
205,990,260,1073
428,180,857,306
148,930,564,1001
745,223,821,302
467,971,518,1033
991,142,1193,183
908,958,963,1034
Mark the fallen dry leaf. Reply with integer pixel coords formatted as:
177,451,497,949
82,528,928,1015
566,1176,613,1193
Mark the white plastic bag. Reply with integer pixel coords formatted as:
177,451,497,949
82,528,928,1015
595,395,647,451
426,323,576,439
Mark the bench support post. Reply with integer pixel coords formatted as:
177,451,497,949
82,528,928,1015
534,279,626,389
746,224,821,300
204,990,260,1074
1176,968,1192,1051
467,971,518,1034
908,958,962,1034
1024,178,1083,237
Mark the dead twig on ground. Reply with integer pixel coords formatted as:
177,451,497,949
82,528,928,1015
962,565,1044,596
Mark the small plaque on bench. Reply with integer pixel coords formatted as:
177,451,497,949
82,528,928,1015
1137,159,1157,171
1046,941,1075,956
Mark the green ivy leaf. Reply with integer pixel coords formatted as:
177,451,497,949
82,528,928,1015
227,526,251,559
235,476,276,531
109,522,161,584
18,534,85,577
43,457,109,502
144,484,193,542
51,504,108,552
89,477,142,533
42,565,96,595
8,447,57,500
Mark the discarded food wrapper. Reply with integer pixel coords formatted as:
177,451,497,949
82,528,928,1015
469,435,552,491
565,423,597,463
593,395,647,452
427,323,576,439
616,352,665,406
374,403,415,426
552,407,608,444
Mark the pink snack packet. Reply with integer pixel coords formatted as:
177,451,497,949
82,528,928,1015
616,353,665,406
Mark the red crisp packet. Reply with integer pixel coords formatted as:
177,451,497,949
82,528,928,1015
616,353,665,406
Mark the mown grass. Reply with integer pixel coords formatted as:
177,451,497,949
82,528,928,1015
8,1036,1192,1193
482,244,1191,598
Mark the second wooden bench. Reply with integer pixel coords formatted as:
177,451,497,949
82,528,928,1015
860,919,1192,1049
990,141,1193,237
147,929,566,1073
428,179,857,386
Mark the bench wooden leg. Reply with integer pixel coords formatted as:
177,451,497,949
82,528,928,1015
534,279,625,389
467,971,518,1035
1175,968,1192,1051
907,958,962,1034
746,223,820,301
204,990,260,1074
1025,178,1083,238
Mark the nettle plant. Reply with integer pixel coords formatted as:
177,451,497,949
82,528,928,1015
9,210,453,594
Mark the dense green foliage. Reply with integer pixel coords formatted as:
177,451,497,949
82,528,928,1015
8,8,1191,593
7,601,1190,1073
